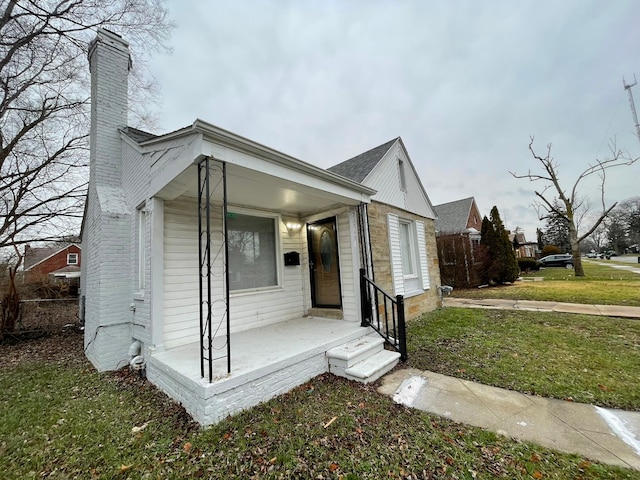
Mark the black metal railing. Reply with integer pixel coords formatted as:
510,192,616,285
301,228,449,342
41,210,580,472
359,268,407,361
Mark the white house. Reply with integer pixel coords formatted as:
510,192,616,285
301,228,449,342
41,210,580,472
81,29,440,426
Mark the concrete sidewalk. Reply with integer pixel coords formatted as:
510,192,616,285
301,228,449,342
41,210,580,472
379,369,640,470
443,297,640,319
377,297,640,470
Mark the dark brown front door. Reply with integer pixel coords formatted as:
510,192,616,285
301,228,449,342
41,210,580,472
308,217,342,308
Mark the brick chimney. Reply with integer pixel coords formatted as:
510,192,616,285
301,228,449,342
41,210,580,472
82,29,134,371
88,29,131,186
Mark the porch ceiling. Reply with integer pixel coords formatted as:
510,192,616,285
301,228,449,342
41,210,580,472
157,162,362,216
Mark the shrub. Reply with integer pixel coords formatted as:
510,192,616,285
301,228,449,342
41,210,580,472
541,245,561,256
518,257,540,272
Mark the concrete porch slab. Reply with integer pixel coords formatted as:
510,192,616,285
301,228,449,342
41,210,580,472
147,317,372,425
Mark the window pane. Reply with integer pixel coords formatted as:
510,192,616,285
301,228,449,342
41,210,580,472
399,221,414,276
227,213,277,290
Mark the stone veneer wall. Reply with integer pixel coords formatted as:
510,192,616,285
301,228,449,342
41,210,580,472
367,202,441,320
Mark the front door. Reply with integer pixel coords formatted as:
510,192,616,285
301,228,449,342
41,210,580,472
308,217,342,308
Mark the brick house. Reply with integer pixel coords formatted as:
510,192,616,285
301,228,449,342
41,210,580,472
433,197,484,287
23,243,81,283
81,29,441,425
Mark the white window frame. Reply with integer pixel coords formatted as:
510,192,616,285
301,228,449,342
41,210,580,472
67,253,78,265
399,219,418,279
226,209,281,294
388,214,431,297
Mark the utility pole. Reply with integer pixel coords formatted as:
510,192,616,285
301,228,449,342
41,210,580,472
623,75,640,146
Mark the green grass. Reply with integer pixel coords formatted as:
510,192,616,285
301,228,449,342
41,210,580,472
0,335,635,479
451,260,640,306
407,308,640,410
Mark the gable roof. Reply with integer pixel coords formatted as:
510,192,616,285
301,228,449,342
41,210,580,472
120,126,158,143
327,138,399,183
23,243,80,271
433,197,477,233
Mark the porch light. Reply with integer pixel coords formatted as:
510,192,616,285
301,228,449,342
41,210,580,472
286,222,302,235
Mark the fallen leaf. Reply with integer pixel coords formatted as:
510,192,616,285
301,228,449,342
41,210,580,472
329,462,339,472
598,384,610,392
532,471,543,479
183,442,192,453
131,422,149,434
269,457,277,465
118,464,133,474
530,453,542,463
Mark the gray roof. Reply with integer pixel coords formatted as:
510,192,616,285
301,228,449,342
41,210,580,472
433,197,476,233
121,126,158,143
328,137,399,183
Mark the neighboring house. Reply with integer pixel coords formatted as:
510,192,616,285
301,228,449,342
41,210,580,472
81,30,440,426
23,243,81,283
328,138,441,320
433,197,483,287
510,230,538,258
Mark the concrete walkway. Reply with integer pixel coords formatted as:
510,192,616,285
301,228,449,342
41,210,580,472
442,297,640,319
378,369,640,470
377,298,640,470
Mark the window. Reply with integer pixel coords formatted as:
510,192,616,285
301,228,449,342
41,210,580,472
398,159,407,192
399,220,416,277
227,212,278,291
137,206,146,290
388,214,430,296
67,253,78,265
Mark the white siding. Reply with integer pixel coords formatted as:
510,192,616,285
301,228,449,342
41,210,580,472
365,143,405,208
163,196,208,349
363,140,435,219
337,211,358,322
162,196,308,349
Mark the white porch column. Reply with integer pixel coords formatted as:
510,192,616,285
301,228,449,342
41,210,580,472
150,197,165,349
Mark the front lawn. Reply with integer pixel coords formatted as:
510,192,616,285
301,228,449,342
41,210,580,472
1,331,635,479
407,307,640,410
450,260,640,306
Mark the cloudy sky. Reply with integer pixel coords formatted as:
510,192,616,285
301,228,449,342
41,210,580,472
147,0,640,241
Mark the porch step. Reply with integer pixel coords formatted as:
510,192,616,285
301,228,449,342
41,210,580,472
326,335,385,369
327,335,400,384
344,349,401,384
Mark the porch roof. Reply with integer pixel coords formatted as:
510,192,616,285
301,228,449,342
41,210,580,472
133,120,376,216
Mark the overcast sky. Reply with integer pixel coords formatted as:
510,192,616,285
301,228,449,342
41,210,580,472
147,0,640,241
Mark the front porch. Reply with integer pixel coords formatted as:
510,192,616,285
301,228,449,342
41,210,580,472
146,316,377,426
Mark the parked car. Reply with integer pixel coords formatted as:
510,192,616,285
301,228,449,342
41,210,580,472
538,254,574,269
586,252,598,258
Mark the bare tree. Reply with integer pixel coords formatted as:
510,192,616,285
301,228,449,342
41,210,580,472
511,137,638,276
0,0,172,252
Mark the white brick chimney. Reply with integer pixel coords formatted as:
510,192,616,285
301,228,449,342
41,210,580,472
88,29,131,186
82,29,134,371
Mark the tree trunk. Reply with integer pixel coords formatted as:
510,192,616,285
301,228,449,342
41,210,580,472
569,223,585,277
1,267,21,338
